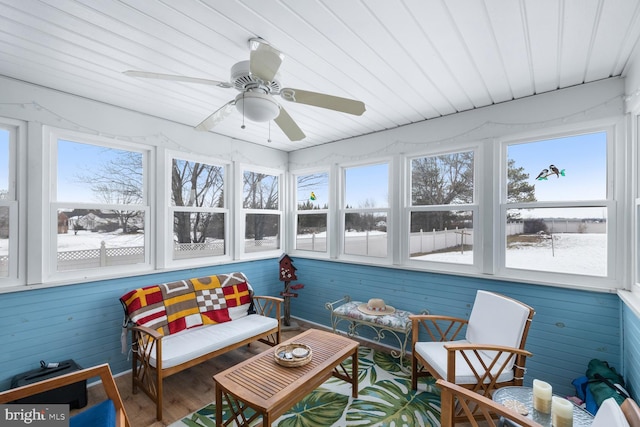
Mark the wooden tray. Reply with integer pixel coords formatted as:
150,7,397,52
274,343,312,367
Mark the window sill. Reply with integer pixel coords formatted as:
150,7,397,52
618,289,640,318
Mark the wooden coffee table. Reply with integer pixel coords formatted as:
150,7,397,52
213,328,359,426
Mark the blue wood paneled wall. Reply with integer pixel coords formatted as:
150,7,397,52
623,304,640,399
0,256,631,401
0,260,281,391
289,259,622,398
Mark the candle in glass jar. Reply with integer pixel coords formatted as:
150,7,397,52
532,379,552,414
551,396,574,427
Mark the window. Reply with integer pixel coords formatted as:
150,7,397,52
0,125,17,283
408,150,475,265
342,163,389,258
0,128,9,278
241,168,281,255
51,133,150,276
637,198,640,287
170,156,227,261
295,171,329,253
504,131,610,277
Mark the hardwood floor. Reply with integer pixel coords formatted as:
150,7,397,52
84,321,482,426
85,324,315,426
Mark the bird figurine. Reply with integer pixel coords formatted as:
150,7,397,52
535,165,565,180
535,169,549,180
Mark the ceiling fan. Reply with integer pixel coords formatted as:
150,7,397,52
124,38,366,141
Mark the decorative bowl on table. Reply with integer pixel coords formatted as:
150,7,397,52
274,343,312,367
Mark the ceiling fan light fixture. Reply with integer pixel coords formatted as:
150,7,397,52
235,92,280,122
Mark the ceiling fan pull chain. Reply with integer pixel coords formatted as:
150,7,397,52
268,121,272,143
241,92,246,129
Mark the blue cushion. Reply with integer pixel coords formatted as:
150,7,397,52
70,399,116,427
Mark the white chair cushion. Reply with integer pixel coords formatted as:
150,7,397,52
151,314,278,369
466,290,529,348
592,397,629,427
415,340,515,385
465,290,530,371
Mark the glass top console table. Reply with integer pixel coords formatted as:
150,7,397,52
493,386,594,427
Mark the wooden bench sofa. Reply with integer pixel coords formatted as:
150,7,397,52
120,272,282,421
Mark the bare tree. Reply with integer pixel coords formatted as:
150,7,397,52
77,151,143,233
172,159,224,243
243,172,278,240
412,151,474,206
411,152,473,231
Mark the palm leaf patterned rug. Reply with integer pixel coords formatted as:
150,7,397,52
170,346,441,427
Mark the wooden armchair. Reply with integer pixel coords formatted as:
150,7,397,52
595,397,640,427
411,290,534,423
0,363,130,427
437,379,541,427
622,397,640,426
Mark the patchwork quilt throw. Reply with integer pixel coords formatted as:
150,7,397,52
120,272,253,336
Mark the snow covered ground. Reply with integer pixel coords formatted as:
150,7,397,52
56,229,144,250
415,233,606,276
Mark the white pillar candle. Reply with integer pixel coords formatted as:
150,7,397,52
551,396,574,427
532,379,552,414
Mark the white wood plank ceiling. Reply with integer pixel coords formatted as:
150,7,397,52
0,0,639,152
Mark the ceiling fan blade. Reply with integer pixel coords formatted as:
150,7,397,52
194,101,235,131
123,70,233,88
280,88,366,116
249,41,283,82
274,107,306,141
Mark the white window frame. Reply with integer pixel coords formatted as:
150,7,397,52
236,163,284,260
338,159,393,264
636,198,640,289
0,118,26,288
634,113,640,293
404,146,481,274
497,122,622,290
290,167,331,258
44,127,154,283
165,150,231,268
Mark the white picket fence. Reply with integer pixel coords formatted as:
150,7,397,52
173,241,224,259
55,238,278,270
57,242,145,271
409,227,475,255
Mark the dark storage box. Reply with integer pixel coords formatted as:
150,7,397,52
10,359,87,409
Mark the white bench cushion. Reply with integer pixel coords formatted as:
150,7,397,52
415,340,515,385
151,314,278,369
